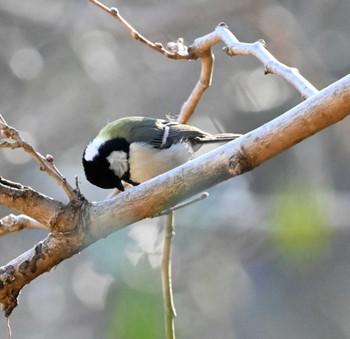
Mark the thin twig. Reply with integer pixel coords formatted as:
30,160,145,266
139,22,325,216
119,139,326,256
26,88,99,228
160,81,211,338
89,0,189,59
0,115,80,206
161,212,177,339
157,192,209,216
88,0,209,123
89,2,318,121
0,214,47,236
7,317,11,339
177,49,214,124
217,23,319,99
159,193,209,337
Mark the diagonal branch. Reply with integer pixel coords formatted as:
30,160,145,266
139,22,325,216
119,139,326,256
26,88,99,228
218,24,319,99
0,115,80,206
89,74,350,239
0,74,349,317
89,0,188,59
0,177,65,228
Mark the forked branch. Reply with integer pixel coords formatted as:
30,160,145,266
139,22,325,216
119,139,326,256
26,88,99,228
89,1,318,123
0,115,80,206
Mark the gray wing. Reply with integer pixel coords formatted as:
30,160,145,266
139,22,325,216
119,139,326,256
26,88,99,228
129,118,239,149
148,121,208,149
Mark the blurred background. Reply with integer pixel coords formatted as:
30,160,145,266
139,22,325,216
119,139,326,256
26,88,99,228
0,0,350,338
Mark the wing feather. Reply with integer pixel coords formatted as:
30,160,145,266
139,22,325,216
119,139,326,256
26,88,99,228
118,117,240,149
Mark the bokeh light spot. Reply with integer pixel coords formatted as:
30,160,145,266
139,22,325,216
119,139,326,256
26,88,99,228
71,260,114,310
10,47,43,80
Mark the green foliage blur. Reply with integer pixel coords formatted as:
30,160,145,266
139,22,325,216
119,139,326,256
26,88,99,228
106,283,164,339
271,183,331,263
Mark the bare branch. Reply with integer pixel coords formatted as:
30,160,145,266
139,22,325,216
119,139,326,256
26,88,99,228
0,214,47,236
180,22,318,100
88,2,318,124
0,177,68,230
217,24,319,99
157,192,209,216
88,1,213,123
0,74,349,316
161,212,177,339
0,115,80,206
89,0,188,59
177,49,214,124
0,229,84,316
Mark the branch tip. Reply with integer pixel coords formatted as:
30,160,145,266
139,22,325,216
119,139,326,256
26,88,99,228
4,299,17,318
45,154,54,163
0,114,7,124
218,22,228,28
110,7,119,15
167,38,188,55
291,67,300,74
264,65,271,75
258,38,266,47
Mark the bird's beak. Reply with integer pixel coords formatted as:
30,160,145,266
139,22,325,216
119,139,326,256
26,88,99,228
115,180,125,192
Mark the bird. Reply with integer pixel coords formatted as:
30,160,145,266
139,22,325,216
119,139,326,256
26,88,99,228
82,116,241,191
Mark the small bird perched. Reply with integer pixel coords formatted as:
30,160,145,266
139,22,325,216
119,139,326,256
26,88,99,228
82,116,240,191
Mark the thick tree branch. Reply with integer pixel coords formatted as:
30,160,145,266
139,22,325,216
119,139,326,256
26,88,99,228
0,177,66,229
0,229,85,317
0,73,346,317
85,74,350,238
89,74,347,233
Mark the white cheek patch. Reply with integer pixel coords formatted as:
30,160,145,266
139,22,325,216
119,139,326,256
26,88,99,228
107,150,129,178
84,137,105,161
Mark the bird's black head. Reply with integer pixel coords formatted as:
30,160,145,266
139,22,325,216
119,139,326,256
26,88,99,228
82,138,131,191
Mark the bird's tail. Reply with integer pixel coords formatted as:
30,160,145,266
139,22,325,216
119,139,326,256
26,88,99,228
195,133,242,144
